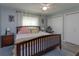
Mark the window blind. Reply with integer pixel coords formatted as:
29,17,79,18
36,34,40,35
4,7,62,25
22,15,39,26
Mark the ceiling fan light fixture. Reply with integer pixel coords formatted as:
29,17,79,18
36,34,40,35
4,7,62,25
41,3,51,11
42,6,48,11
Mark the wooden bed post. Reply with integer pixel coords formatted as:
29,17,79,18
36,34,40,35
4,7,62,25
16,44,21,56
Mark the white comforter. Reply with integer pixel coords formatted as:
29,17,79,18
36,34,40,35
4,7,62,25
15,31,51,44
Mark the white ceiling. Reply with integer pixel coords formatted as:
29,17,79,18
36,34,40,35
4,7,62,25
0,3,79,15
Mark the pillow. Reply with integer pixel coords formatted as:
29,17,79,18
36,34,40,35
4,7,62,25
30,29,39,33
18,27,31,34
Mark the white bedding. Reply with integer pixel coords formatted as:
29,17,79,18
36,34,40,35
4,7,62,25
15,31,51,44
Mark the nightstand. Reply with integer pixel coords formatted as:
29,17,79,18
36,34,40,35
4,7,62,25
1,35,14,47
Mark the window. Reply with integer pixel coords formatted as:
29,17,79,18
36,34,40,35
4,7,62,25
22,15,39,26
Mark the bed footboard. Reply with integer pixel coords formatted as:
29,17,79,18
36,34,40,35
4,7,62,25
15,34,61,56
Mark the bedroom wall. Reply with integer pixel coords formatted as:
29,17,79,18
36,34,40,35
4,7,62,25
47,6,79,45
0,7,17,35
47,16,63,40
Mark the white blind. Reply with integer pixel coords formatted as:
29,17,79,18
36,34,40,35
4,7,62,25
22,16,39,26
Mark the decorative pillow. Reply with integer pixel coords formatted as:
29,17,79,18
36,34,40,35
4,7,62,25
18,27,31,34
30,29,39,33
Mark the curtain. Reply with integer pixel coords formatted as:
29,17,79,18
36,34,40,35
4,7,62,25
16,11,39,26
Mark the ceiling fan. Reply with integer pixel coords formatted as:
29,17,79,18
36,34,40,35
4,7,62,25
41,3,51,11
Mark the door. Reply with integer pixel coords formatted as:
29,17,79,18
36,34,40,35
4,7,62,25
64,13,79,45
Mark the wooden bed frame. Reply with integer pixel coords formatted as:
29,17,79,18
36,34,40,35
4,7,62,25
16,26,40,33
15,26,61,56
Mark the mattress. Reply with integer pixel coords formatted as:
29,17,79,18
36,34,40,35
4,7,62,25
15,31,51,44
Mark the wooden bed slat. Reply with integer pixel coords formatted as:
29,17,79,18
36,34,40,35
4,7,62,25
25,42,27,56
22,44,24,56
30,41,32,56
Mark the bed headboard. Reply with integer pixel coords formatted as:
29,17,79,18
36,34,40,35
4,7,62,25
16,26,40,33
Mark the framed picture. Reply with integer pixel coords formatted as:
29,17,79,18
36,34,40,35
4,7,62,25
9,15,14,22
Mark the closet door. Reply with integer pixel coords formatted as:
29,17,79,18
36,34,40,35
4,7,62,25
64,13,79,45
